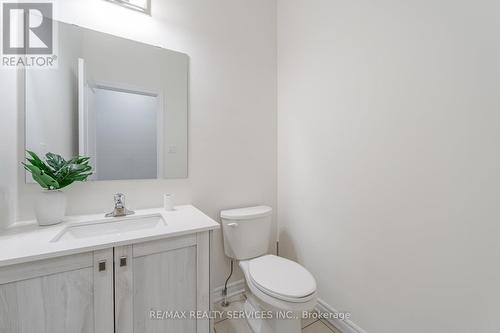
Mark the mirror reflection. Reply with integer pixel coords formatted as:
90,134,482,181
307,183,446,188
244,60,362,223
88,86,160,180
25,21,188,181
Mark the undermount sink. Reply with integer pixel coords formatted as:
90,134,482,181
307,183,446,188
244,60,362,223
51,214,166,242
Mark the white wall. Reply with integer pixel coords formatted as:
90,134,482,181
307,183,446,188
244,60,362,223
278,0,500,332
0,0,277,290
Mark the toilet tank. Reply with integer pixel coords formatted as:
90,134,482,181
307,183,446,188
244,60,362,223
220,206,273,260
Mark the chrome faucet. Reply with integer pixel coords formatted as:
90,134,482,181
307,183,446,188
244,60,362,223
105,193,135,217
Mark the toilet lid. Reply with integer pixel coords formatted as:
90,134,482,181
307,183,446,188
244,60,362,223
248,255,316,300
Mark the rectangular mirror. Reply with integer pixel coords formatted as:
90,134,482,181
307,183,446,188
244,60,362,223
25,20,188,181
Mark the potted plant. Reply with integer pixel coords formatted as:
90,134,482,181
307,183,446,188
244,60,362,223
23,150,93,226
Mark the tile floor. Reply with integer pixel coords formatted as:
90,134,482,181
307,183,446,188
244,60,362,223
213,294,340,333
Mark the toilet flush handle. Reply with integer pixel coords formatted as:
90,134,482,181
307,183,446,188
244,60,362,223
227,223,239,228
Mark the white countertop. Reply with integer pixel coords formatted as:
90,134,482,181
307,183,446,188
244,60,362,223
0,205,220,268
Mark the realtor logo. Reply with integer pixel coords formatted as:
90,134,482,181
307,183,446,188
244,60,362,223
1,1,56,68
2,2,53,55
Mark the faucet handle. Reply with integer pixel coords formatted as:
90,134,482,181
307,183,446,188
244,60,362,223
114,193,125,209
105,193,134,218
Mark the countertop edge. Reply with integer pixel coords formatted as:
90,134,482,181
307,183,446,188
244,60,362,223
0,205,220,268
0,225,219,268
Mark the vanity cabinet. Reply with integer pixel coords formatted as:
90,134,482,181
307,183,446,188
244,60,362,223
0,232,210,333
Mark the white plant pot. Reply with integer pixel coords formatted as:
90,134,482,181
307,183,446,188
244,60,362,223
35,190,66,226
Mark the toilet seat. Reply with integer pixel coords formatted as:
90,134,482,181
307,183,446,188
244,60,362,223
248,255,317,303
239,260,317,313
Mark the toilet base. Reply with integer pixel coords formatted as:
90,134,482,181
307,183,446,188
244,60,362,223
244,293,302,333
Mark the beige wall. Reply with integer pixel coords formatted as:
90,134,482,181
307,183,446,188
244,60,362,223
0,0,277,290
277,0,500,332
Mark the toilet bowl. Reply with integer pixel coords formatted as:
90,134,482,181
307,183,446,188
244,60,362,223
240,256,317,333
220,206,317,333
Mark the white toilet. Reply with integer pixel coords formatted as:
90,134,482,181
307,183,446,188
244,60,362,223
221,206,317,333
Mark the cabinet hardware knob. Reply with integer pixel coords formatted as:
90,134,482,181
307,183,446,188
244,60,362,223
120,256,127,267
98,260,106,272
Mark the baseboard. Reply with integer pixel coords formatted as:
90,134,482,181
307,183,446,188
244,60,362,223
315,298,367,333
211,279,246,304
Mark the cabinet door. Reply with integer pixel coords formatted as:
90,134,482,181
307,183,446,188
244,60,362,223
0,249,114,333
115,232,210,333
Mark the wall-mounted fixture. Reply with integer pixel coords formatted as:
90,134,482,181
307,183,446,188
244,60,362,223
105,0,150,15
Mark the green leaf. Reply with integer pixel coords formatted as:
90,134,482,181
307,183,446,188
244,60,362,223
22,150,93,190
45,153,66,171
23,164,48,188
25,152,55,177
23,162,59,189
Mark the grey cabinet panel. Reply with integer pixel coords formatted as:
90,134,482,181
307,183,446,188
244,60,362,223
0,268,94,333
115,233,210,333
0,249,113,333
134,246,197,332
